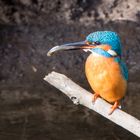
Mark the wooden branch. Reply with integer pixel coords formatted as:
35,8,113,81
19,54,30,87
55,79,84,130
44,71,140,137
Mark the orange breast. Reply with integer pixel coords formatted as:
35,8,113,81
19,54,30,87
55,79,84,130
85,53,127,103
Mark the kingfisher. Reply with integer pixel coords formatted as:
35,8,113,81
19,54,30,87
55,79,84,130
47,31,128,115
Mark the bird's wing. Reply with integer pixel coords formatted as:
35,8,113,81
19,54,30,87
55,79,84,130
114,57,128,81
120,61,128,80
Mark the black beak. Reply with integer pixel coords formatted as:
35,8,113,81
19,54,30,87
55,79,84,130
47,41,95,56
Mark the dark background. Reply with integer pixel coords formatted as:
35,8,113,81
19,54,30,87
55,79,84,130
0,0,140,139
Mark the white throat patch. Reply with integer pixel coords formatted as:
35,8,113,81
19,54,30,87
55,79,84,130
83,49,91,52
107,49,117,57
83,48,117,57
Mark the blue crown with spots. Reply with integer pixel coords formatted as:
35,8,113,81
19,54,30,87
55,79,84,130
86,31,122,56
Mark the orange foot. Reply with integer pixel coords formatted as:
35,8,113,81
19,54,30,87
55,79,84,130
109,101,120,115
92,93,100,103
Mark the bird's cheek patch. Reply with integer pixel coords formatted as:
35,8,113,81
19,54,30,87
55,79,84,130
98,45,111,51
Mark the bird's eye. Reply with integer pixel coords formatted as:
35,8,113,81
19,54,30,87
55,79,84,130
93,41,100,45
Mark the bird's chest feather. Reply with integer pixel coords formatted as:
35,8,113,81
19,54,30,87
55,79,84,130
85,53,127,102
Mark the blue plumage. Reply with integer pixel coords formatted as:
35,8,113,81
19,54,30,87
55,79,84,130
86,31,122,56
114,57,128,80
120,61,128,80
92,48,112,57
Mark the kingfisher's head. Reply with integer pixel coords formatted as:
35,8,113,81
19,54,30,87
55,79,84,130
47,31,122,57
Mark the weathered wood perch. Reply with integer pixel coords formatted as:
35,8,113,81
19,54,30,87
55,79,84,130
44,71,140,137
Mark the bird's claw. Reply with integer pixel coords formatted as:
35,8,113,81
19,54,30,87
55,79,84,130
108,101,120,115
92,93,100,104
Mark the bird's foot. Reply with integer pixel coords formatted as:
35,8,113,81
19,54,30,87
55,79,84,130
109,101,120,115
92,93,100,104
